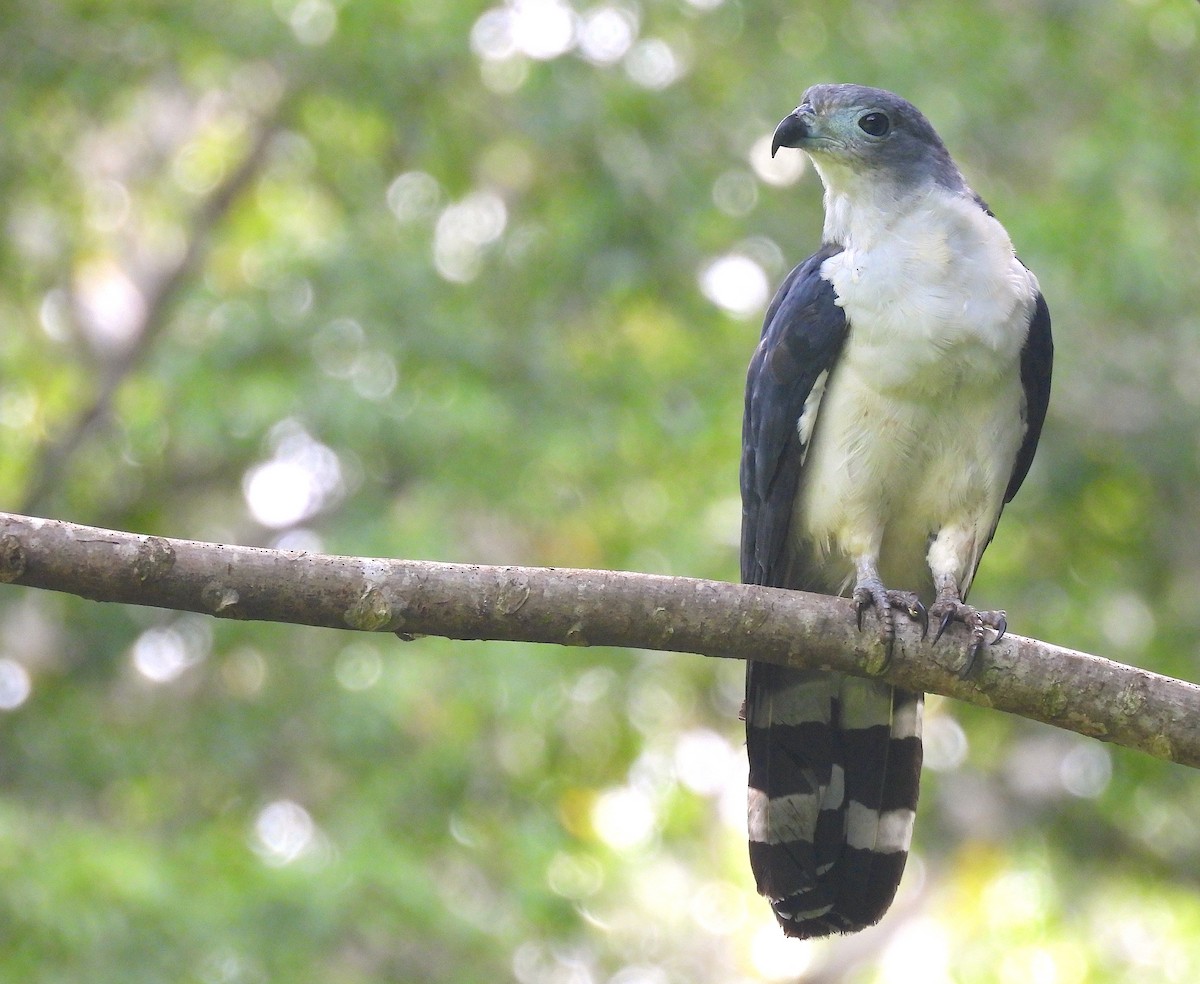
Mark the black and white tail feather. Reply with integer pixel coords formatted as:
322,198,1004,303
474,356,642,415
745,666,922,936
740,84,1051,940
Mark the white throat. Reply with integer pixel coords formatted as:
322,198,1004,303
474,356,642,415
810,156,964,250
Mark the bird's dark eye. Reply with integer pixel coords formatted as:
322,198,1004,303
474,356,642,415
858,112,891,137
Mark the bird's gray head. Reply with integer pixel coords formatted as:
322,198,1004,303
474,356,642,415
772,84,963,194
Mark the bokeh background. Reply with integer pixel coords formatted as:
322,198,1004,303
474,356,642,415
2,1,1200,981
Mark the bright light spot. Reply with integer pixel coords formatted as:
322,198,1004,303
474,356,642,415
86,179,132,233
433,190,508,283
999,947,1070,984
221,648,267,698
75,258,146,351
923,713,969,771
273,527,324,553
131,623,210,684
578,5,638,64
703,495,741,549
0,659,32,710
253,799,318,865
624,38,684,89
629,857,692,916
750,921,816,980
712,169,759,217
749,133,807,187
480,56,530,94
720,753,750,830
592,786,656,850
448,813,483,849
569,665,616,703
1060,742,1111,798
269,277,314,325
479,139,537,192
174,136,234,196
699,253,770,317
546,850,605,898
471,8,517,59
514,0,577,59
880,917,954,984
38,289,71,342
350,352,398,401
334,642,383,691
683,0,724,8
471,0,577,62
1098,591,1155,652
387,171,442,224
674,728,737,796
243,421,344,529
245,460,320,528
689,879,747,935
512,941,598,984
984,870,1048,930
0,383,37,432
311,318,365,379
628,748,675,799
277,0,337,45
738,234,786,278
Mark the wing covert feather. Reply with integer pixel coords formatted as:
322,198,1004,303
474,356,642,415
740,243,849,588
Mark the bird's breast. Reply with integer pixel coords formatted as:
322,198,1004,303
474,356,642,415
820,196,1038,394
794,197,1036,590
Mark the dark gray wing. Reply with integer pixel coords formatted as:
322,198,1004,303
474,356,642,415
741,242,849,588
1004,289,1053,503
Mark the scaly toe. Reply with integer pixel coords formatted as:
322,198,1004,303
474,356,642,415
889,591,928,639
930,600,1008,675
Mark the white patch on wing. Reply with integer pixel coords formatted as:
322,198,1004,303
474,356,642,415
796,368,829,465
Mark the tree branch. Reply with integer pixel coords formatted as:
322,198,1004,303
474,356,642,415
1,511,1197,768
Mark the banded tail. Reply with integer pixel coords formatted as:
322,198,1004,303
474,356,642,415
745,662,923,938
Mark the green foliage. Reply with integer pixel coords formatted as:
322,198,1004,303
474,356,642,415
2,0,1200,980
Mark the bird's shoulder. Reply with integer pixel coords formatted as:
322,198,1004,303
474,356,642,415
754,242,848,374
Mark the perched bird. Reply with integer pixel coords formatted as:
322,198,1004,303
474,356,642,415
740,84,1052,938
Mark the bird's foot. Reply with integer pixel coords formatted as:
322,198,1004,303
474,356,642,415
852,570,928,661
929,596,1006,676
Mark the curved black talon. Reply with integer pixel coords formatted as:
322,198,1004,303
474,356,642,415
932,610,955,645
959,641,985,679
991,614,1007,644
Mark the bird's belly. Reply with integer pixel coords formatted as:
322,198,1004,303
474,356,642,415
793,358,1024,596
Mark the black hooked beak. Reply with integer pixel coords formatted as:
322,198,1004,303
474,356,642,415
771,110,811,157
